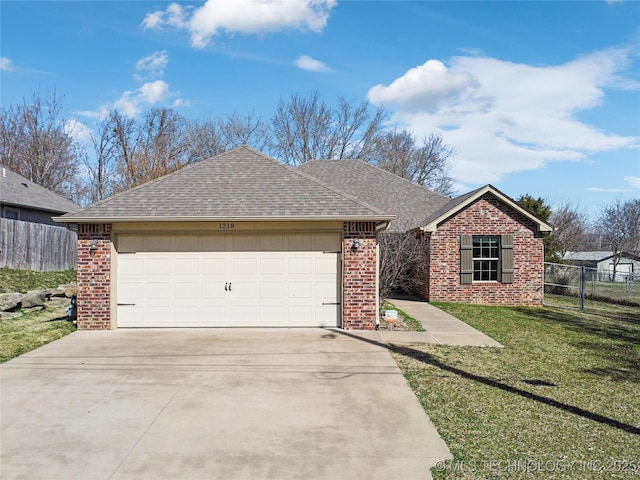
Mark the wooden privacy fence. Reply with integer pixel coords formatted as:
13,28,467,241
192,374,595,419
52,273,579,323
0,218,77,271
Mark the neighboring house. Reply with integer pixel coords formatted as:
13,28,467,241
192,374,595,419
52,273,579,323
562,251,640,281
0,166,79,225
56,147,393,330
299,161,553,306
1,166,79,271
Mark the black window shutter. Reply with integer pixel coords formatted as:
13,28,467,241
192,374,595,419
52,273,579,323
501,234,514,283
460,235,473,284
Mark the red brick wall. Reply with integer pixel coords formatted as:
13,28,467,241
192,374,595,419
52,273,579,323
425,195,544,306
343,222,378,330
77,224,112,329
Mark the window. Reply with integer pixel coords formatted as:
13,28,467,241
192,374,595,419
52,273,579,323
460,234,513,284
473,236,499,281
2,207,20,220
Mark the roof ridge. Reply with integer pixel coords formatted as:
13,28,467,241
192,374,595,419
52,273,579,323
241,148,390,216
292,162,390,216
302,158,451,200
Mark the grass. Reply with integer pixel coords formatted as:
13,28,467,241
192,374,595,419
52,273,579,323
0,304,76,362
0,268,76,293
390,300,640,479
0,269,77,362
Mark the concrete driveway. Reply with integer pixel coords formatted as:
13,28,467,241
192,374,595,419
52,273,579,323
0,328,450,480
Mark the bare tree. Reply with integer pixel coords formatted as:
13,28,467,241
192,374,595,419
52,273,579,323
378,229,430,301
371,130,455,196
0,90,82,199
183,119,226,164
83,115,117,203
595,199,640,280
270,92,387,165
218,111,270,151
549,201,589,257
109,107,190,191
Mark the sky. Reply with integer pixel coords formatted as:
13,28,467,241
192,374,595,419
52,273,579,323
1,0,639,220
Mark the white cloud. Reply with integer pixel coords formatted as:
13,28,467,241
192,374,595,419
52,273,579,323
1,57,16,72
587,187,630,193
98,80,177,118
64,118,93,146
135,51,168,78
295,55,331,73
142,0,336,48
369,60,477,112
367,47,639,185
625,176,640,189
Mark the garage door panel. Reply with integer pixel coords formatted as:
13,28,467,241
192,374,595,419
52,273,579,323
175,258,200,275
117,232,341,327
260,257,284,274
231,281,257,299
174,282,200,299
119,256,145,275
315,256,338,275
118,282,144,302
289,258,313,274
289,282,312,298
315,281,338,299
260,282,284,298
201,257,226,274
202,283,226,299
144,281,173,299
234,257,258,275
146,257,172,275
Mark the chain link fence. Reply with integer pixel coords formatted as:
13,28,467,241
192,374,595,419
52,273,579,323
544,262,640,309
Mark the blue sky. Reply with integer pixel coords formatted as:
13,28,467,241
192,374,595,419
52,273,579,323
1,0,639,219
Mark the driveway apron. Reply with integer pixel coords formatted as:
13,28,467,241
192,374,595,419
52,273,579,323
0,328,450,480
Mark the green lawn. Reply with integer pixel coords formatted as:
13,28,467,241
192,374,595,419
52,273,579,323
0,268,76,293
0,269,77,362
391,300,640,479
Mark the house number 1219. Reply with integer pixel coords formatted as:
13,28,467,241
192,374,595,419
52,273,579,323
219,223,235,230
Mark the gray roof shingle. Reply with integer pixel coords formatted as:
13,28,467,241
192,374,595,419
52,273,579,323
57,147,391,222
0,167,79,214
297,159,450,231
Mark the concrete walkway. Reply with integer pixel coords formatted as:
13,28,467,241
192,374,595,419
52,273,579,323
356,298,502,347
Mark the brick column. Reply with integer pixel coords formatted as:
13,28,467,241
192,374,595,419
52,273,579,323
77,224,112,329
342,222,378,330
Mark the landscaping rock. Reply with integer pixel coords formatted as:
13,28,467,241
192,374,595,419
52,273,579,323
48,297,71,307
0,293,23,311
21,290,47,309
0,311,22,319
58,283,78,298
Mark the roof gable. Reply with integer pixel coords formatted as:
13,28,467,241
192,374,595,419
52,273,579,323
418,185,554,233
0,167,79,214
57,147,392,223
297,159,450,231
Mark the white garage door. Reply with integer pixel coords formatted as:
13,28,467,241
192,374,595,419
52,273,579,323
116,232,341,327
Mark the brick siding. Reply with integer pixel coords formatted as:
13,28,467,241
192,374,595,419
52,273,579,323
342,222,378,330
419,194,544,306
77,223,112,329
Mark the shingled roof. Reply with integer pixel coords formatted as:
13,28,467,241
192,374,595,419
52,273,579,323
297,159,450,232
0,167,79,214
56,147,392,223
